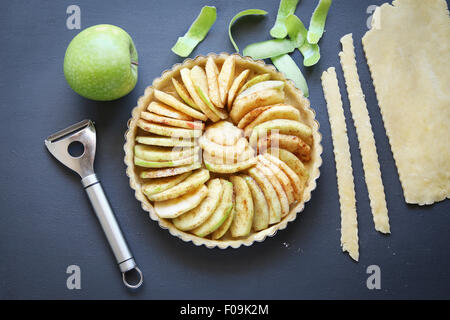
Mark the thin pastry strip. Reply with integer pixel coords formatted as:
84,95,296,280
339,34,389,234
321,67,359,261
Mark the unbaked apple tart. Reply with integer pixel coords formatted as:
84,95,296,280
124,53,322,248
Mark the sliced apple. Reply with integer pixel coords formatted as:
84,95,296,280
134,155,194,168
237,106,272,129
191,66,227,119
204,121,243,146
256,163,289,217
199,135,247,159
243,105,301,136
205,56,223,108
137,119,201,138
248,167,281,224
191,66,212,100
140,162,201,179
249,119,313,147
153,89,207,121
140,111,203,130
257,155,295,204
136,135,196,148
135,145,198,162
171,78,201,111
146,168,209,201
271,148,309,183
147,101,193,121
142,172,191,196
237,73,271,96
180,67,220,122
203,147,255,165
242,175,269,231
263,153,304,201
236,80,285,100
154,185,208,219
192,179,233,237
227,69,250,109
196,85,228,120
173,179,223,231
204,156,256,174
257,133,311,162
211,192,235,240
229,175,254,237
218,55,235,106
230,88,285,124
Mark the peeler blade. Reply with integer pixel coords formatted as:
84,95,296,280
44,119,96,178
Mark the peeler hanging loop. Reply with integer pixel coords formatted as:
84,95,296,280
122,266,144,289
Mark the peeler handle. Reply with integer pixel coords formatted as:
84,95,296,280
81,174,143,289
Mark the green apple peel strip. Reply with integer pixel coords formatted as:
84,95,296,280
307,0,332,44
228,9,268,52
270,0,300,39
171,6,217,57
243,39,296,60
271,54,308,97
286,14,320,67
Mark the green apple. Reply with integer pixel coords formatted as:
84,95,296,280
64,24,138,101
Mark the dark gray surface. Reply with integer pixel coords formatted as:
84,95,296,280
0,0,448,300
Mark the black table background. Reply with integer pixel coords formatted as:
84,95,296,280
0,0,448,300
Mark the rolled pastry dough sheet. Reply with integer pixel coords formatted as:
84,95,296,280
321,67,359,261
339,34,390,234
362,0,450,205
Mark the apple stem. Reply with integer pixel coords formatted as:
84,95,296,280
131,61,139,66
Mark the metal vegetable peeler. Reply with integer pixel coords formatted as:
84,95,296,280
45,119,143,289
